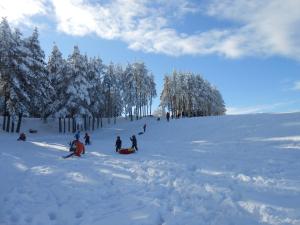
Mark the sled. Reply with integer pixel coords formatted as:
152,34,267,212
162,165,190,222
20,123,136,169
118,148,135,154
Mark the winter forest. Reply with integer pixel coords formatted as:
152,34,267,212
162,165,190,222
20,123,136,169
0,18,225,133
160,72,226,117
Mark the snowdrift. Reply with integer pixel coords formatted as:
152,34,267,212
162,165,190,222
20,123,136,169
1,113,300,225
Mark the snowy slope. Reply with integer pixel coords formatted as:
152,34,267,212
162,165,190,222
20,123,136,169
1,114,300,225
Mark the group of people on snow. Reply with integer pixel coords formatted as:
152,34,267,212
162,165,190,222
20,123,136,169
115,135,138,152
17,121,153,158
63,131,90,158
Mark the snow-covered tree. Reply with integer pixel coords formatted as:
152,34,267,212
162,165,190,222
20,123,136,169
160,71,226,117
122,63,135,120
0,18,35,132
24,28,53,119
63,46,91,131
1,19,157,133
47,44,68,114
86,56,105,129
0,17,15,131
148,73,157,115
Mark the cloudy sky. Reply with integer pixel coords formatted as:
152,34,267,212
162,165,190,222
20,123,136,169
1,0,300,114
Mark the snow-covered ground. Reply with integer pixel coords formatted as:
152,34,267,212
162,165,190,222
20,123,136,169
1,113,300,225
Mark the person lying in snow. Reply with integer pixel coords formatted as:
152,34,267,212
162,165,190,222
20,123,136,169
17,132,26,141
64,139,85,159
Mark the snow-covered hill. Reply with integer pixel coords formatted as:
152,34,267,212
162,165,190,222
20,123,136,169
1,113,300,225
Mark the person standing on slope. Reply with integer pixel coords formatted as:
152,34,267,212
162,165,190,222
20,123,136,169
130,135,138,151
74,130,80,140
166,112,170,122
143,124,146,133
115,136,122,152
84,133,90,145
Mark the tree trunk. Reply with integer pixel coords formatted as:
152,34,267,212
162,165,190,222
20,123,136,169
16,113,22,133
72,117,76,133
150,97,152,116
84,115,87,131
92,117,95,130
2,113,6,131
97,117,99,128
101,116,103,128
6,114,10,132
88,116,91,130
59,117,62,133
11,119,15,133
2,95,8,131
68,117,71,132
63,117,66,133
147,104,149,116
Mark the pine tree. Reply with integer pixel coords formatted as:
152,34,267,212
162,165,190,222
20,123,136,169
0,18,14,131
65,46,91,132
0,19,35,132
24,28,53,120
87,56,105,129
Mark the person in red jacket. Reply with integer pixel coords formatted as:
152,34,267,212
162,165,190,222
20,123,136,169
63,139,85,158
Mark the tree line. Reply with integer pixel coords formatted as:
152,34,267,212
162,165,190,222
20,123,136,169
1,18,226,133
160,71,226,117
0,18,157,133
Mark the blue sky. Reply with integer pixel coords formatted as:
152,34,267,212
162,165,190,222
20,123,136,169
1,0,300,114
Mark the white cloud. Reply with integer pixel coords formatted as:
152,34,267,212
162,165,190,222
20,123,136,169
292,81,300,91
206,0,300,59
227,101,297,115
226,105,271,115
0,0,48,27
1,0,300,59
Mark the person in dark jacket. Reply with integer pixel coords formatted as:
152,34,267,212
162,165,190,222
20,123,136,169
17,132,26,141
84,133,90,145
143,124,146,133
115,136,122,152
166,112,170,122
130,135,138,151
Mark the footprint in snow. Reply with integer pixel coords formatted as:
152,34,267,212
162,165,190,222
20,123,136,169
10,214,20,223
48,212,56,221
75,211,83,218
25,216,32,223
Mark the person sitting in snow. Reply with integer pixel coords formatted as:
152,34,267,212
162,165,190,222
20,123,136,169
130,135,138,151
84,133,90,145
17,132,26,141
115,136,122,152
69,139,77,152
64,138,85,159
